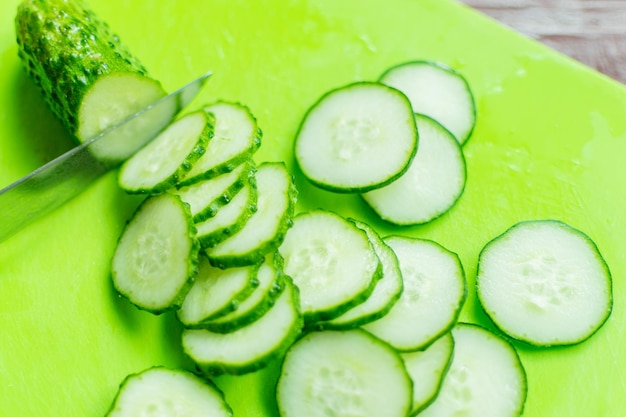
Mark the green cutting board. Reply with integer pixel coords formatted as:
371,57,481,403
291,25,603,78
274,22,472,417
1,0,625,415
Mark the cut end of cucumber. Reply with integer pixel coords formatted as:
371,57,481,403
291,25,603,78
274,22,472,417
78,72,176,161
477,220,613,347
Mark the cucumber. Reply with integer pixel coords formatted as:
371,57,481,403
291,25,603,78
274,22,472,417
176,256,261,328
401,332,454,415
105,366,232,417
111,193,199,314
362,114,466,225
476,220,613,347
174,160,256,222
379,60,476,144
205,162,297,268
195,173,258,249
362,236,466,351
118,110,214,194
294,82,418,193
202,253,286,333
15,0,176,161
182,277,302,376
276,329,412,417
179,101,262,185
419,323,527,417
319,219,403,329
278,210,382,324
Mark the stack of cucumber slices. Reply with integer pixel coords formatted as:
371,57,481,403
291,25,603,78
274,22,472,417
104,65,611,417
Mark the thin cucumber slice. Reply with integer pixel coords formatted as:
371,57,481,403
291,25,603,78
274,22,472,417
401,332,454,416
174,160,255,222
278,210,382,324
203,253,286,333
182,278,303,376
320,220,403,329
195,174,258,249
362,114,466,225
476,220,613,347
177,257,261,328
205,162,297,268
276,329,412,417
363,236,466,351
118,110,214,193
379,60,476,144
105,366,232,417
111,193,199,314
419,323,527,417
179,101,262,185
294,82,418,193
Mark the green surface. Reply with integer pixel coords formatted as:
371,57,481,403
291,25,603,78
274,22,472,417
1,0,625,416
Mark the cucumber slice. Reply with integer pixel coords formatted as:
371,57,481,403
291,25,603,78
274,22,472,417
179,101,262,185
294,82,418,193
320,220,403,329
363,236,466,351
419,323,527,417
205,162,297,268
362,114,466,225
111,193,199,314
195,174,258,249
401,332,454,415
276,329,412,417
177,256,261,328
182,278,302,375
476,220,613,347
174,160,255,222
15,0,176,161
118,110,214,193
105,366,232,417
278,210,382,323
379,60,476,144
202,254,286,333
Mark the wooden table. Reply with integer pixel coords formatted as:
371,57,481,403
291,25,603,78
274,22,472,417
461,0,626,84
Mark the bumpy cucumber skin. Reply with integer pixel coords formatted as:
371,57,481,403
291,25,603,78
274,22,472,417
476,219,613,348
112,193,200,315
15,0,162,139
206,162,299,269
104,366,233,417
179,101,263,186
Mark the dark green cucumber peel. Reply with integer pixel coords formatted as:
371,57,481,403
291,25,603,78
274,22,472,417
15,0,165,141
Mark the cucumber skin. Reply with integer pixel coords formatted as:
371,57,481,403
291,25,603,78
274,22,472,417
15,0,163,139
112,193,200,315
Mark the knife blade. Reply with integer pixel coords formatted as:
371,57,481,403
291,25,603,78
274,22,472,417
0,71,212,243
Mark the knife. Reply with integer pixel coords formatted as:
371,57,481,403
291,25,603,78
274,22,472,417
0,71,213,243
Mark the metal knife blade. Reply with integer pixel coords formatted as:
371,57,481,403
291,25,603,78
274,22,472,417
0,71,212,243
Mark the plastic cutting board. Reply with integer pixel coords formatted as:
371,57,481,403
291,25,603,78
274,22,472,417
1,0,625,415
